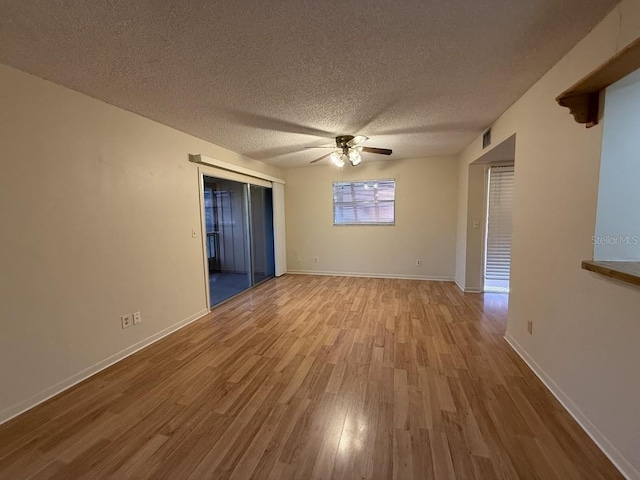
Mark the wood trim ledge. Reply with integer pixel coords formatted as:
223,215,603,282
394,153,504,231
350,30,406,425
582,260,640,287
556,36,640,127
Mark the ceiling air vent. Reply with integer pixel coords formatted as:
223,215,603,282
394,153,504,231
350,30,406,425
483,128,492,149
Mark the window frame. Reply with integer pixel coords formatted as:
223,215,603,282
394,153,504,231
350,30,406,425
332,179,396,226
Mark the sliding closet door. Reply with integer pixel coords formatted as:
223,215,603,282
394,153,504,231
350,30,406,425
203,176,251,306
249,185,275,285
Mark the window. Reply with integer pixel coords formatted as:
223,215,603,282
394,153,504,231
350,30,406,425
333,179,395,225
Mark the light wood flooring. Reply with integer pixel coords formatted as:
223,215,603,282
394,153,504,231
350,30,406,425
0,275,623,479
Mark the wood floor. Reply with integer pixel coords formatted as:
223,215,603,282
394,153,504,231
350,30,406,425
0,275,623,479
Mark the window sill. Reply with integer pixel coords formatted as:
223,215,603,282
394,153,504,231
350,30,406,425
582,260,640,287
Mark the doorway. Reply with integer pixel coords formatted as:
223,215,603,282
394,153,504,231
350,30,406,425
202,176,275,307
484,165,514,293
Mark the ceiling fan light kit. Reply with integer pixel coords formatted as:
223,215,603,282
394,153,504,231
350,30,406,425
348,147,362,166
307,135,393,166
330,151,345,167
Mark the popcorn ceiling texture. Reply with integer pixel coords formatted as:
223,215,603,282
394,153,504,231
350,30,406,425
0,0,618,167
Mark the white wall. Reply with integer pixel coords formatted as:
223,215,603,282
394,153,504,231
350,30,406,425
285,156,458,280
456,2,640,477
0,64,283,423
595,69,640,260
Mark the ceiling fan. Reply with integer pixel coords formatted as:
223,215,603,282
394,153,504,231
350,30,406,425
306,135,392,166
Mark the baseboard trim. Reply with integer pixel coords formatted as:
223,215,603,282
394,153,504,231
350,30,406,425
0,308,210,426
454,279,483,293
464,287,483,293
286,270,455,282
504,334,639,480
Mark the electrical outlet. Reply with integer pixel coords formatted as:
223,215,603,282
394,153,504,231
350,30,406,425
314,256,319,263
297,254,302,263
527,321,533,334
121,314,133,329
416,259,421,266
133,311,142,325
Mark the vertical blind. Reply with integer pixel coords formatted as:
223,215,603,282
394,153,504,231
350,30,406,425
333,180,395,225
485,165,514,285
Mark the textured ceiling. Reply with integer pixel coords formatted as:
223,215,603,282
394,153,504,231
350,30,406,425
0,0,618,167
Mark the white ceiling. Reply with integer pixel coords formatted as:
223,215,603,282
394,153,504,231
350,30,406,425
0,0,618,167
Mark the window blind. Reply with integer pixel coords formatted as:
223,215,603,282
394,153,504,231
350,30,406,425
485,166,514,289
333,180,395,225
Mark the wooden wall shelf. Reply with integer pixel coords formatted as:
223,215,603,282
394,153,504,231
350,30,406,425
556,37,640,127
582,260,640,287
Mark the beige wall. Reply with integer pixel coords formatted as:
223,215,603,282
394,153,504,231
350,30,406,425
464,163,488,291
456,2,640,476
0,64,283,423
284,156,458,279
455,154,469,286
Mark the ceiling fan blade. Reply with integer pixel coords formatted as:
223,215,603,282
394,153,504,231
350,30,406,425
304,146,336,149
310,153,331,164
347,135,369,147
362,147,393,155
